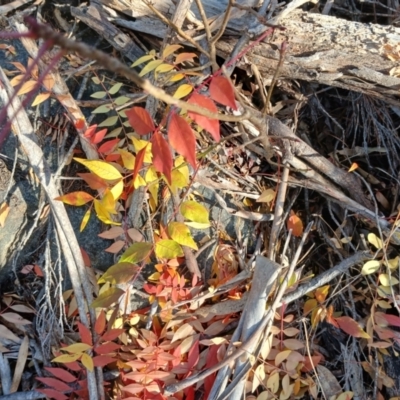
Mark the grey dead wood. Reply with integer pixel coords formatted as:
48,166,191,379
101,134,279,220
104,0,400,105
0,69,100,400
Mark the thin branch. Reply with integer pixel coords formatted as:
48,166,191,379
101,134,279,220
144,0,211,59
22,18,248,123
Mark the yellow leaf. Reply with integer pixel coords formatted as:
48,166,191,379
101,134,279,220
80,208,91,232
168,73,185,83
74,158,122,181
155,239,184,259
130,137,152,163
367,233,384,249
110,180,124,202
32,92,51,106
132,175,145,189
120,242,153,263
81,353,94,372
155,63,175,74
94,199,118,225
180,201,209,224
17,80,37,95
131,54,155,68
257,188,275,203
168,222,198,250
10,75,24,86
0,202,10,227
139,60,164,77
173,84,193,99
52,353,81,363
145,165,158,183
119,149,135,170
162,44,183,59
61,343,92,354
185,221,210,229
100,189,118,214
361,260,381,275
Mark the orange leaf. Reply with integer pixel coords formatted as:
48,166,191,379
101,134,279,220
78,173,108,191
151,132,172,184
75,119,85,130
17,80,37,95
55,191,94,206
209,76,237,110
348,162,358,172
83,124,97,138
168,113,196,168
315,285,329,304
187,93,220,142
126,106,155,135
287,211,303,237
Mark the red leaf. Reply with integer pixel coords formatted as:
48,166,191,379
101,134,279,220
44,367,77,383
36,389,68,400
94,342,121,354
75,119,86,130
168,113,196,168
101,328,125,341
132,144,147,184
126,106,155,135
382,313,400,327
187,339,199,370
64,361,81,372
34,264,44,277
92,128,108,144
77,322,93,346
151,131,173,184
36,377,71,391
98,138,119,154
335,316,368,338
83,124,97,138
188,93,220,142
93,355,116,367
209,76,237,110
95,310,106,335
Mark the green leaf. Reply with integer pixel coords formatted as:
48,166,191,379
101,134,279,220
168,222,197,250
119,242,153,263
113,96,130,106
131,54,155,68
155,240,183,259
92,104,113,114
90,287,125,309
91,77,101,85
90,91,107,99
180,201,209,224
98,116,118,127
99,262,139,284
109,82,123,95
139,60,164,77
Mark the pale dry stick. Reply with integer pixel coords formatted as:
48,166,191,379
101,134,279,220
225,222,312,400
0,69,99,400
301,318,328,400
143,0,211,59
24,17,248,123
281,251,371,306
194,0,219,72
211,0,234,45
164,225,310,395
268,162,290,260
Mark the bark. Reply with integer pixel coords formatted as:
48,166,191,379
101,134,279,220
99,0,400,105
